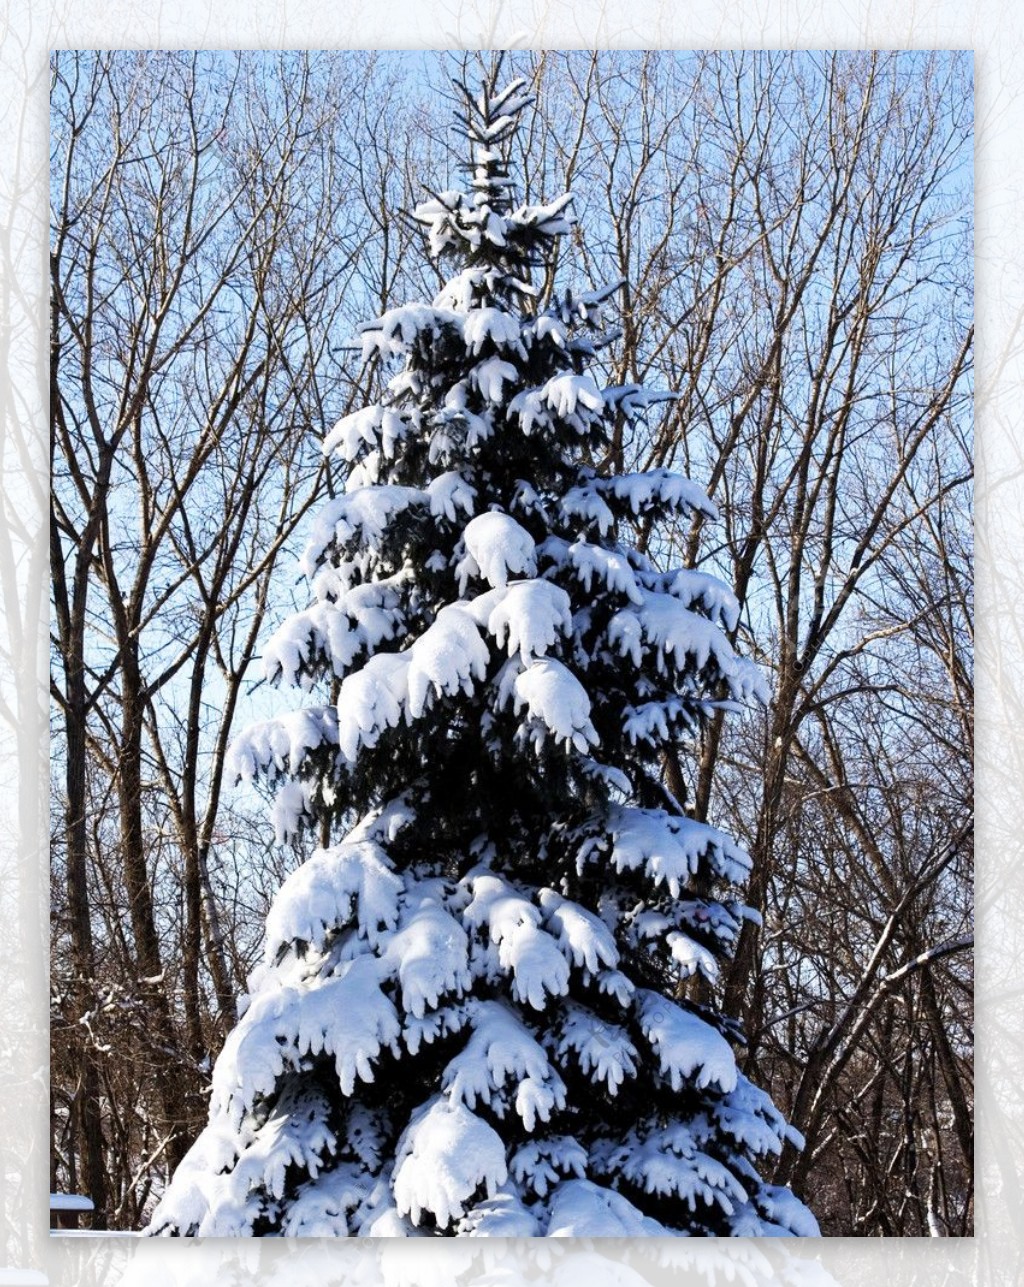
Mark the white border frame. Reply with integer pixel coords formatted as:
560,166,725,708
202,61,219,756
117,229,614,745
4,6,1014,1284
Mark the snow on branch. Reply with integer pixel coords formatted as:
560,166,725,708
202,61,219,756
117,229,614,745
512,658,599,754
441,999,566,1131
335,605,490,759
597,1121,748,1214
262,579,408,688
553,1002,638,1095
457,510,537,590
577,805,754,894
229,707,339,786
382,896,472,1019
606,590,769,703
392,1097,508,1229
634,990,738,1094
301,485,427,578
211,955,401,1123
487,579,572,663
323,404,420,463
560,470,718,536
263,840,403,961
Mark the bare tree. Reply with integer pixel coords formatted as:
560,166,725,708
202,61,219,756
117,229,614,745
49,50,440,1225
495,48,973,1233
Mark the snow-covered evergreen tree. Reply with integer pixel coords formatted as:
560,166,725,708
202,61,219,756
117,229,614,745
148,71,819,1238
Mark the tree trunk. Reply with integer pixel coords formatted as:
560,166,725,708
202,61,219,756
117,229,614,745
117,643,195,1170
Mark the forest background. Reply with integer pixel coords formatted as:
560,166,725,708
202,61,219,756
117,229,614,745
46,48,973,1236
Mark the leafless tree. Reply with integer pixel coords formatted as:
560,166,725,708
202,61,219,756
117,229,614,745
49,49,439,1225
493,48,973,1233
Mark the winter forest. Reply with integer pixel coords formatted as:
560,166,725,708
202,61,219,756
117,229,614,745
49,50,973,1237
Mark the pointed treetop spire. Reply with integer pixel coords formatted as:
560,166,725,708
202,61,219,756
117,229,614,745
454,74,534,214
412,74,574,303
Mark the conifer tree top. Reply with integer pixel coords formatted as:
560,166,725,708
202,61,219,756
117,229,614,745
412,74,574,284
